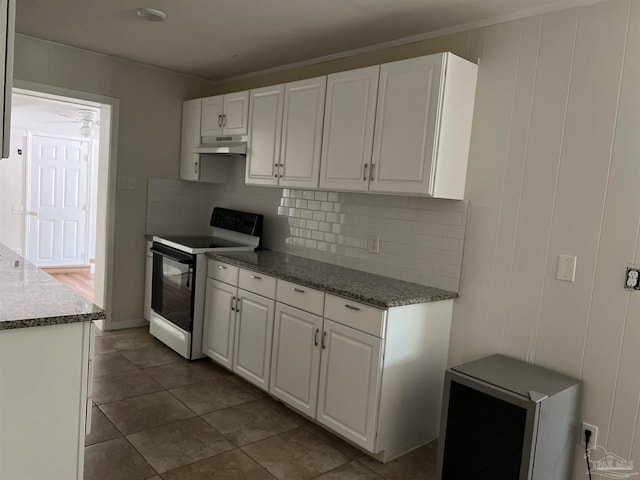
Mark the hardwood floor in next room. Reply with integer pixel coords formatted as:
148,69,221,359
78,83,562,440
86,326,438,480
43,266,94,303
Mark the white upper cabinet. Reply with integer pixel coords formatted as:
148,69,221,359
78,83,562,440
201,91,249,138
1,0,15,159
370,53,477,198
246,85,284,186
279,76,327,189
246,76,327,189
319,66,380,192
180,99,202,182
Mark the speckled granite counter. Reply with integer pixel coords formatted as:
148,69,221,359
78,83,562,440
208,250,457,309
0,244,105,330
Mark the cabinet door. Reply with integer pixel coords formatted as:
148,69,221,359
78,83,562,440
222,91,249,136
202,278,237,369
319,66,379,192
317,319,382,451
201,95,224,137
370,54,444,195
0,0,15,159
144,255,152,321
233,290,275,391
246,85,284,186
179,99,202,181
279,76,326,189
270,303,322,417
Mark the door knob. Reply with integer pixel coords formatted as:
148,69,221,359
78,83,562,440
26,211,38,216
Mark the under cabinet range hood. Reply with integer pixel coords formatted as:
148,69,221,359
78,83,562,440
194,134,247,155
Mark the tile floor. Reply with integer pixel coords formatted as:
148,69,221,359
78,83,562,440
86,326,438,480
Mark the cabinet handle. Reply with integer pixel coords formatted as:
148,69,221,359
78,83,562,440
314,329,319,347
322,331,327,349
292,287,305,293
345,304,361,311
250,275,262,280
235,297,240,313
370,163,376,180
231,295,236,312
194,161,198,174
218,114,222,127
223,114,227,126
363,163,368,181
274,163,279,178
217,265,227,269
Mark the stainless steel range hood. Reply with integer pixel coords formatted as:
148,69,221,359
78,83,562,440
194,135,247,155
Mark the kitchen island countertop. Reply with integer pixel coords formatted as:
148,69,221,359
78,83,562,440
208,250,458,309
0,243,105,330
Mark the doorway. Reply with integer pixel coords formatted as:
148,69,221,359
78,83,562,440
0,86,117,322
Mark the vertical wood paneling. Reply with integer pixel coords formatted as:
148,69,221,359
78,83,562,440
485,16,541,355
603,0,640,460
464,21,523,209
501,8,578,361
534,0,630,378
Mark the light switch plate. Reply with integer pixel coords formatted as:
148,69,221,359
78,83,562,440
117,176,136,190
557,255,577,282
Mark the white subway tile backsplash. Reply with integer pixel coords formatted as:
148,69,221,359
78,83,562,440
147,166,467,292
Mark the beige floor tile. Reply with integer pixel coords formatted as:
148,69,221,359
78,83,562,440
202,399,299,446
99,391,195,435
93,351,139,377
85,406,122,446
258,397,313,427
92,370,164,405
84,437,155,480
169,377,263,415
313,461,383,480
242,428,349,480
143,359,230,389
356,442,437,480
120,342,185,368
102,330,157,351
127,417,235,473
94,336,117,354
162,449,277,480
302,423,364,460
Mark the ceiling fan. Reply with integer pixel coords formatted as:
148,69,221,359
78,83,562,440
45,109,100,137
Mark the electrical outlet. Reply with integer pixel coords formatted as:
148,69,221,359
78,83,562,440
625,266,640,290
581,422,598,447
367,235,380,255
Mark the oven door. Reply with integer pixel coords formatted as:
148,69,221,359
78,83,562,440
150,243,196,332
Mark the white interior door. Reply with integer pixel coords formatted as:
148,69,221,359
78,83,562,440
27,135,90,266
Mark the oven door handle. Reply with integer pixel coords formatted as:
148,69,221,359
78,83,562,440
150,248,194,265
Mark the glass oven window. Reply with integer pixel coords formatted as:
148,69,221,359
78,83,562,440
151,244,195,332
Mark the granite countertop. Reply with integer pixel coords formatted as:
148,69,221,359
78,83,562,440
0,244,105,330
207,250,458,309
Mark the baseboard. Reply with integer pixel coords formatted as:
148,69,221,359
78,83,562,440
98,318,149,331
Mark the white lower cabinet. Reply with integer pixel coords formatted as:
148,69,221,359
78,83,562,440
233,289,275,390
316,319,382,452
269,303,323,417
202,278,237,369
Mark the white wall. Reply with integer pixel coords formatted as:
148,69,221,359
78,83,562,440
147,166,467,291
12,35,214,326
209,0,640,473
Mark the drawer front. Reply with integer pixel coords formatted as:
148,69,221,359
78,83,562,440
276,279,325,315
239,269,277,299
324,294,386,338
207,259,239,285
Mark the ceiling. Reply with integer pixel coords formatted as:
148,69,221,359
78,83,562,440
17,0,584,81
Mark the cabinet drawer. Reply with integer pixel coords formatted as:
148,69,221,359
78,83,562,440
324,294,387,338
239,268,276,299
207,260,239,285
276,280,324,315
